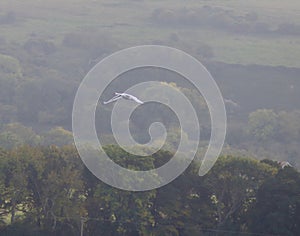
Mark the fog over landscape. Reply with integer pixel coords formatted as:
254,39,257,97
0,0,300,235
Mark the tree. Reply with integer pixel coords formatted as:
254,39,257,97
0,123,41,148
248,109,278,142
0,146,42,225
203,156,276,231
36,146,85,234
0,145,85,234
151,155,213,235
41,127,73,146
84,146,156,236
277,110,300,143
0,54,22,104
15,77,72,125
248,167,300,235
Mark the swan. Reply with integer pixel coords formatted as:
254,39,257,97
103,92,144,105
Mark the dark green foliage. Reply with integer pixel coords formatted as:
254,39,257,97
248,167,300,235
1,145,299,235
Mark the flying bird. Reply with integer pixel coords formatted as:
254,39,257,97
224,99,239,108
103,92,144,105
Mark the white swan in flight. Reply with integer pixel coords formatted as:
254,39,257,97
103,92,144,105
224,98,239,108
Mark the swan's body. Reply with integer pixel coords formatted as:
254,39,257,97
104,92,144,105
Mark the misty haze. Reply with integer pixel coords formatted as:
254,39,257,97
0,0,300,235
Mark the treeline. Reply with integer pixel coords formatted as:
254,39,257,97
1,107,300,168
0,124,73,149
0,145,299,235
150,6,300,35
226,109,300,169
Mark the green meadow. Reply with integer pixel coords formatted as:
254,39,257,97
0,0,300,67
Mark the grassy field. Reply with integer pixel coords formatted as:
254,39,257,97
0,0,300,67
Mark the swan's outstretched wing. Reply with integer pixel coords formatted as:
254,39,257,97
117,93,144,104
224,99,239,107
130,96,144,104
103,95,122,104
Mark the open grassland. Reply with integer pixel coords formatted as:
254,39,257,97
0,0,300,67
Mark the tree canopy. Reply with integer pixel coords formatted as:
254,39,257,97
0,145,299,235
